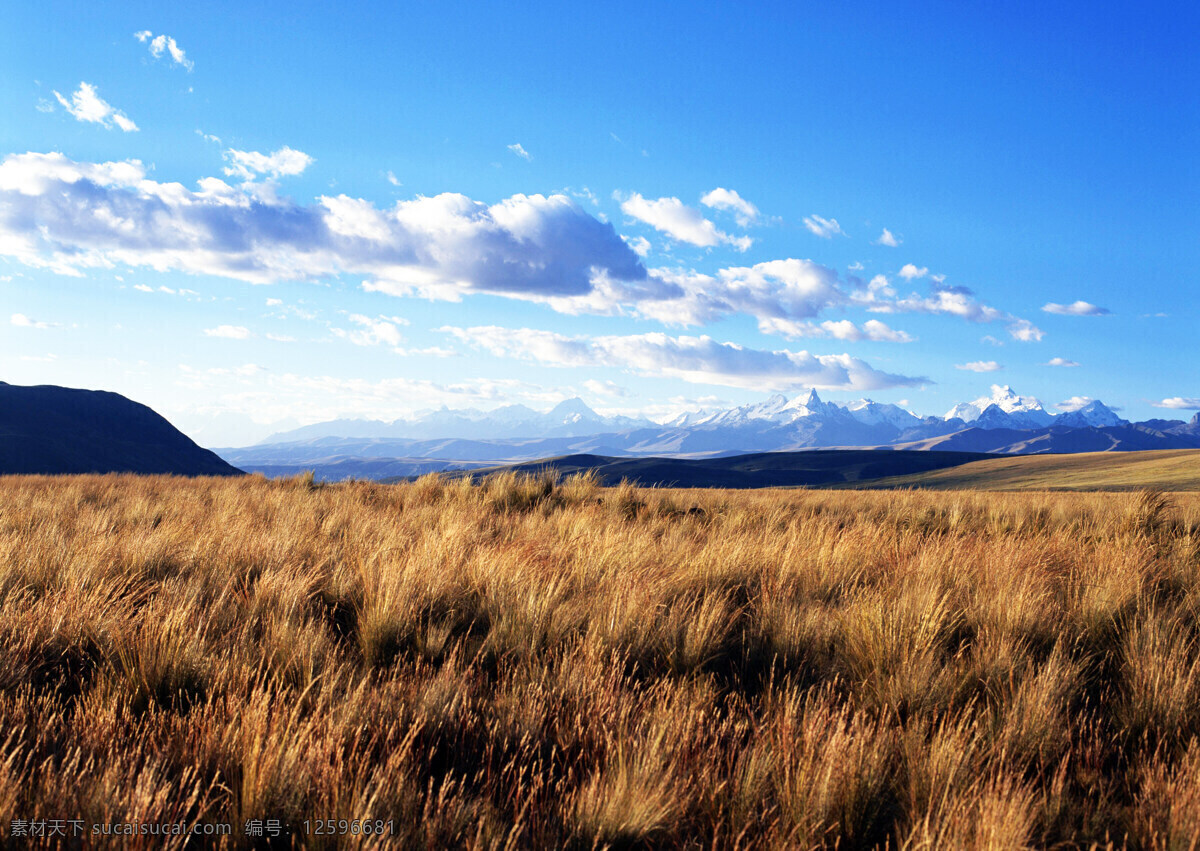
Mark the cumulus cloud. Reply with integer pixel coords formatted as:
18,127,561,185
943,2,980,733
1042,300,1111,316
619,193,752,251
223,146,314,180
0,151,1043,341
1007,319,1045,342
10,313,54,329
700,187,760,227
204,325,251,339
1154,397,1200,410
1046,357,1080,367
642,258,844,327
134,30,193,71
802,215,845,239
507,143,532,161
898,263,928,280
440,325,926,392
955,361,1002,372
51,83,138,132
865,281,1004,323
875,228,900,247
0,152,657,307
758,317,914,343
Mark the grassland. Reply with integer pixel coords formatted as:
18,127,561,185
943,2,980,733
1,472,1200,848
851,448,1200,492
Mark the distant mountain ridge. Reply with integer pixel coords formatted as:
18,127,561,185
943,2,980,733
220,385,1200,482
0,382,243,476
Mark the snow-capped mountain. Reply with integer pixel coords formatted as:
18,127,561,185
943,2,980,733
222,386,1200,478
1054,400,1128,429
844,399,923,430
260,397,654,443
944,385,1055,427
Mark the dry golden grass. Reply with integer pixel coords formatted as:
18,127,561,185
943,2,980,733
1,471,1199,848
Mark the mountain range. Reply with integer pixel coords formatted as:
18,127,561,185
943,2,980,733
216,385,1200,481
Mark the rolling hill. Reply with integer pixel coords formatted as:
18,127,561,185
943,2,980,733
0,382,243,476
392,449,996,489
844,449,1200,491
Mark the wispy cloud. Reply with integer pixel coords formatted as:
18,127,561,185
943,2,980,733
619,193,752,251
584,379,629,397
440,325,926,391
134,30,194,71
875,228,900,247
223,146,313,180
700,188,760,227
1046,357,1080,367
955,360,1002,372
203,325,251,339
331,314,408,348
10,313,55,329
802,215,845,239
51,83,138,132
507,143,532,161
1007,318,1045,342
758,317,914,343
622,235,651,257
1042,300,1111,316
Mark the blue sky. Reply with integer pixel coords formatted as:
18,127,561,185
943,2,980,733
2,1,1197,445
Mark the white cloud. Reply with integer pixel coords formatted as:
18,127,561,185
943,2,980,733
1057,396,1095,412
620,193,752,251
440,325,926,392
0,151,1043,343
802,215,845,239
875,228,900,247
204,325,251,339
386,171,402,186
223,146,314,180
700,187,760,227
134,284,154,293
981,335,1004,346
864,282,1004,323
1007,319,1045,342
622,235,651,257
51,82,138,132
506,143,532,161
584,379,629,397
898,263,927,280
1042,300,1111,316
955,361,1002,372
266,298,282,306
758,317,914,343
642,258,844,327
134,30,193,71
1046,357,1080,367
1154,397,1200,411
332,314,408,348
0,152,656,308
266,332,296,342
11,313,53,329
